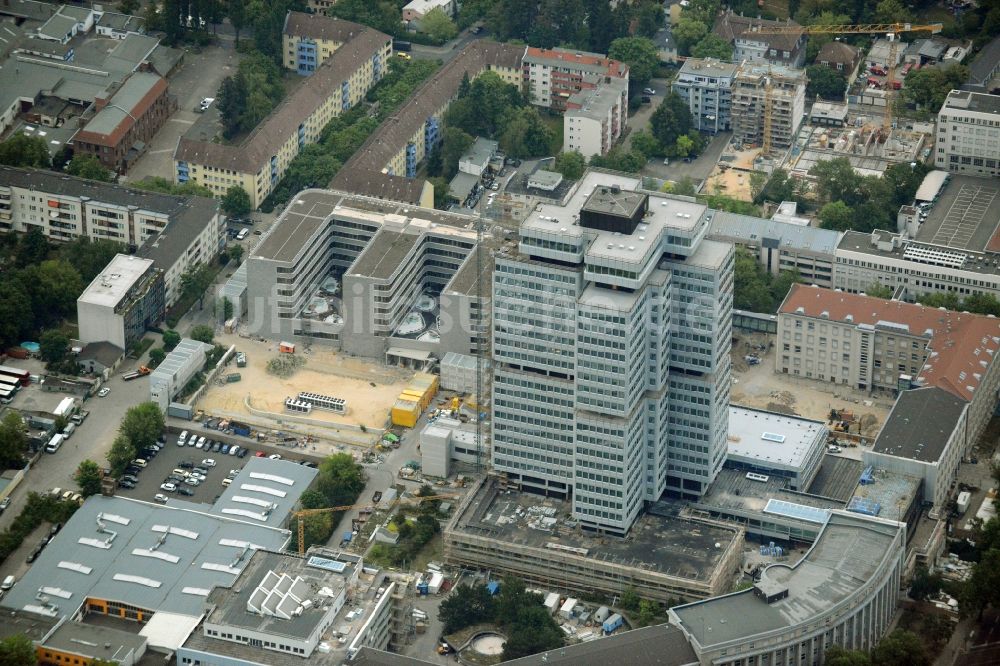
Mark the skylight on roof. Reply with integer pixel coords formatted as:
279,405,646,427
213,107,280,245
39,586,72,599
78,537,112,549
763,499,830,524
240,484,287,498
113,574,162,588
232,495,276,508
132,548,180,564
202,562,241,576
182,587,211,596
761,432,786,443
151,525,200,540
219,539,263,550
249,472,295,486
98,512,131,526
57,561,92,575
221,508,268,521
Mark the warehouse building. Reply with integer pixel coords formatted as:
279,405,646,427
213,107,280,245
444,477,744,604
669,511,905,666
149,338,212,411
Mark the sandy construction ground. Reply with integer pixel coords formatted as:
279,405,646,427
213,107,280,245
730,331,893,440
198,332,413,429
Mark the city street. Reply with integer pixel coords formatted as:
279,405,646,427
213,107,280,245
409,27,485,64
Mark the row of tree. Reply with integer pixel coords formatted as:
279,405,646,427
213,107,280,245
217,52,286,140
734,247,802,314
107,403,167,476
811,158,930,233
439,577,564,660
292,453,366,550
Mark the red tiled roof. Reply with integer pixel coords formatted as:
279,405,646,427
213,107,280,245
523,47,628,77
779,284,1000,402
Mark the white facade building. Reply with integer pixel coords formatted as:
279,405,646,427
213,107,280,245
149,338,212,411
935,89,1000,178
726,406,826,491
670,511,906,666
492,171,733,535
672,59,737,134
77,254,164,351
564,78,629,158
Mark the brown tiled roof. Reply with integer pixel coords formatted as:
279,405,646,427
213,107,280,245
282,10,369,44
174,25,390,174
817,41,859,66
523,46,628,78
330,40,524,201
779,284,1000,402
713,9,803,53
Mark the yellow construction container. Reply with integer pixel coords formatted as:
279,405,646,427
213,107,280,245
400,389,429,410
391,399,420,428
411,372,439,398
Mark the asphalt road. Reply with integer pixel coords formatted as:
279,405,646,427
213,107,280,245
409,27,484,64
124,41,242,184
641,131,732,184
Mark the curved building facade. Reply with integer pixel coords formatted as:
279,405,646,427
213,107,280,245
669,510,905,666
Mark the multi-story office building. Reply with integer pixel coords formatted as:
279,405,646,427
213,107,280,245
174,14,391,208
77,254,164,351
564,77,629,157
522,47,629,112
492,170,733,535
777,284,1000,444
731,64,806,151
672,59,737,134
670,511,906,666
331,41,524,206
935,89,1000,178
244,189,485,363
0,166,222,306
706,210,841,288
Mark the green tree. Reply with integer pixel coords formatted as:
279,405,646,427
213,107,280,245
74,459,103,497
294,512,333,551
584,0,615,53
501,605,564,659
674,134,696,158
871,629,929,666
552,150,585,180
636,599,658,626
148,347,167,367
180,263,216,310
228,244,244,266
58,237,125,283
608,37,660,85
818,200,854,230
630,130,662,159
227,0,246,42
0,282,33,350
769,269,802,307
107,434,135,476
118,0,140,13
499,107,554,158
0,412,28,470
650,92,693,150
673,18,708,55
439,583,496,633
0,633,37,666
902,65,971,112
908,566,942,601
221,186,252,217
0,134,51,168
691,34,733,60
634,0,665,38
420,7,458,42
131,176,214,197
440,128,474,180
810,157,862,205
66,155,114,182
16,227,51,268
620,586,640,611
825,646,872,666
315,453,366,507
190,324,215,344
446,72,524,139
162,329,181,350
864,283,894,299
119,402,165,455
874,0,911,24
39,330,70,364
25,260,84,326
806,65,848,100
734,247,774,312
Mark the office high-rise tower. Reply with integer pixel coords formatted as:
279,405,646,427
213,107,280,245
491,172,733,535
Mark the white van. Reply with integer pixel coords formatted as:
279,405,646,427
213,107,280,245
62,423,76,439
1,575,14,590
45,433,65,454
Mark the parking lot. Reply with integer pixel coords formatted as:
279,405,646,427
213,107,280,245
114,433,260,506
921,179,1000,250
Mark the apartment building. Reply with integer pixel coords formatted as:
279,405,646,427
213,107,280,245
402,0,456,23
282,10,375,75
522,47,629,112
0,166,222,307
732,64,806,150
713,9,807,68
672,59,737,134
492,170,733,535
564,77,628,158
77,254,164,350
331,41,524,206
174,14,391,208
777,284,1000,443
935,89,1000,178
73,71,174,173
245,189,484,363
707,210,840,288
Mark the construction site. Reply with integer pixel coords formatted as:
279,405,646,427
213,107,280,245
788,121,928,178
443,477,745,604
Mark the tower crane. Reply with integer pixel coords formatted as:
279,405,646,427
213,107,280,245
292,493,461,554
751,22,944,134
